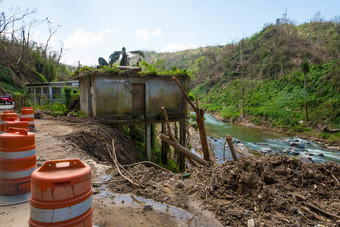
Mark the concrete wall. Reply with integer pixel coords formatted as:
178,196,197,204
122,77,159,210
79,76,90,116
80,73,189,120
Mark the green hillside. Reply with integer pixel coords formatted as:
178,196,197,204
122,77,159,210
0,32,71,94
140,20,340,144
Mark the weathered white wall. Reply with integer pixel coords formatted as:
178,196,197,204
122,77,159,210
80,73,189,120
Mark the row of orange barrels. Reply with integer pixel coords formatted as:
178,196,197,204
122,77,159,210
0,109,92,227
0,107,35,133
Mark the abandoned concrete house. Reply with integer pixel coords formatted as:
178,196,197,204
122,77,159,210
76,66,190,168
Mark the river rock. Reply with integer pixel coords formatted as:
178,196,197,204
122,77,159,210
290,150,300,156
283,147,298,154
315,153,324,157
289,142,305,148
233,139,241,144
298,154,314,163
260,148,272,154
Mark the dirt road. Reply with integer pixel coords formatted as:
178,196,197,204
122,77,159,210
0,117,221,227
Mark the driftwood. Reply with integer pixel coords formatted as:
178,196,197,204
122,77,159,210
122,161,171,173
172,76,211,162
108,139,145,188
226,135,238,161
159,133,208,166
162,106,200,167
303,202,340,220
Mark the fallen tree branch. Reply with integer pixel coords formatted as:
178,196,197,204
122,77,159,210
303,202,340,220
122,161,172,173
159,133,208,166
323,167,339,187
92,179,127,185
162,106,198,167
109,139,145,188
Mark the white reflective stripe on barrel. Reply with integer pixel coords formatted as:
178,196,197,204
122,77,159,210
0,166,36,179
30,196,92,223
21,114,34,118
0,149,35,159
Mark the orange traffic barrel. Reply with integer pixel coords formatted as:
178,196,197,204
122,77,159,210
5,117,29,132
0,127,36,195
29,159,92,227
1,111,18,133
21,107,35,130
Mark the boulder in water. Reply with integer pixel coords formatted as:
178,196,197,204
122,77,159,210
298,153,314,163
290,150,300,156
283,147,298,154
289,142,305,148
315,153,325,157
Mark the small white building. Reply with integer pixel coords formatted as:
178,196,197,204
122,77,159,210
26,81,79,105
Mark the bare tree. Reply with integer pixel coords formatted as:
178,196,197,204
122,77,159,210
43,19,61,57
56,41,66,67
0,4,35,35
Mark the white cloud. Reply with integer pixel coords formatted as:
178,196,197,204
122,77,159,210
186,32,195,37
135,29,162,40
135,29,150,40
161,43,199,52
64,28,114,49
152,29,162,37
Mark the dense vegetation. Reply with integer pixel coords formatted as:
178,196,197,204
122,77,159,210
0,4,72,94
140,18,340,144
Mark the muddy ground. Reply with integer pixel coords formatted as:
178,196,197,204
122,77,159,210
1,113,340,226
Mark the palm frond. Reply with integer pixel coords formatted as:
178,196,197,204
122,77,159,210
109,51,121,65
130,50,145,58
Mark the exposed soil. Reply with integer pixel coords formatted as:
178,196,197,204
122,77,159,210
1,113,340,227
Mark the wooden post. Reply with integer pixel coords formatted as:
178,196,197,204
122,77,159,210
130,125,136,139
179,119,186,171
40,86,43,105
33,87,36,105
49,86,53,103
223,141,226,162
145,124,151,161
159,134,208,166
226,135,238,161
151,124,155,149
161,123,168,164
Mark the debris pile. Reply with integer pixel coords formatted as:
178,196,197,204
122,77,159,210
101,155,339,226
188,156,340,226
65,122,139,165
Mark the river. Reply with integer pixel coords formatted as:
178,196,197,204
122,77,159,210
203,113,340,164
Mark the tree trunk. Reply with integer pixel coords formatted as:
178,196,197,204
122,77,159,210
242,87,245,118
172,76,211,162
159,134,208,166
196,109,210,161
304,73,309,122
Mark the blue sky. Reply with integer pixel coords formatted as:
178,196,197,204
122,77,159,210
1,0,339,66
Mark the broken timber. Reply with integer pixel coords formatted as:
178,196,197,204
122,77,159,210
159,133,208,166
